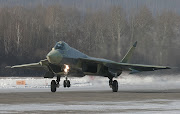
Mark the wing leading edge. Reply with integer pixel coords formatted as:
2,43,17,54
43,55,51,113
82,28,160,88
6,59,49,70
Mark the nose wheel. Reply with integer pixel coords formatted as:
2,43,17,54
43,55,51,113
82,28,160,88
63,77,71,88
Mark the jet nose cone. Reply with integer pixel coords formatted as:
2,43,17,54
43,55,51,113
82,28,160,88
47,50,62,64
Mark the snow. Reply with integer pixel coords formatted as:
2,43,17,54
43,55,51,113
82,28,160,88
1,72,180,91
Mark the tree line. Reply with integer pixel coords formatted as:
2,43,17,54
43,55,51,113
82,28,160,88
0,5,180,76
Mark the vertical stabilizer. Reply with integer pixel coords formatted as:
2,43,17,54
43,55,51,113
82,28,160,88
121,41,137,63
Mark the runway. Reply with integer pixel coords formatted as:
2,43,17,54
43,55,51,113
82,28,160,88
1,88,180,113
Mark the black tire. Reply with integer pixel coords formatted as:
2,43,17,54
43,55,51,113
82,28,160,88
112,80,118,92
51,80,56,92
63,80,67,88
67,80,71,88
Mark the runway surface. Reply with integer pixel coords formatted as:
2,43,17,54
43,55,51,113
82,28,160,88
1,88,180,113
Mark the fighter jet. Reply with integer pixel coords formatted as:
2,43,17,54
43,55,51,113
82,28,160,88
6,41,170,92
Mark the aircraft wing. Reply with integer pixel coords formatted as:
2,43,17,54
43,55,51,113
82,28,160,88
79,58,170,73
79,41,170,73
6,59,49,70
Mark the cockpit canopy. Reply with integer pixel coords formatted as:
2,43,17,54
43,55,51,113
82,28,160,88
54,42,65,50
53,41,70,50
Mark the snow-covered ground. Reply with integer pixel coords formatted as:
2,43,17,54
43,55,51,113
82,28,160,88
1,72,180,92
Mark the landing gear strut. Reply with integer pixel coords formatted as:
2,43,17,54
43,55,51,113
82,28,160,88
63,77,71,88
51,76,61,92
109,79,113,88
56,76,60,88
109,78,118,92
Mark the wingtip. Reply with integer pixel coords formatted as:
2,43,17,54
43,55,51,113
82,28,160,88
133,41,137,47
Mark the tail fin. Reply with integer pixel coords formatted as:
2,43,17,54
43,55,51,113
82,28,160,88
121,41,137,63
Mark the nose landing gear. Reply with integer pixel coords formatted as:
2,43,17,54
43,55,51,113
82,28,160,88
63,77,71,88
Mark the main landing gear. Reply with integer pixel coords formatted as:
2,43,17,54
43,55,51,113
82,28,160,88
109,78,118,92
51,76,60,92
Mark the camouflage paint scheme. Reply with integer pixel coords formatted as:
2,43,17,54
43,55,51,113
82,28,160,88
7,41,170,79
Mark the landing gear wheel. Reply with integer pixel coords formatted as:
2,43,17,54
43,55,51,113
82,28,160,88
51,80,57,92
63,80,67,88
112,80,118,92
63,80,71,88
67,80,71,88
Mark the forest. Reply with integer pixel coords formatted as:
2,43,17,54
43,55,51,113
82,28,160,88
0,2,180,76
